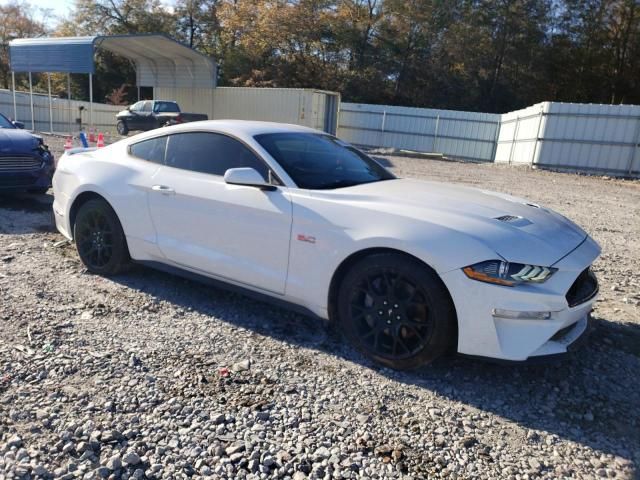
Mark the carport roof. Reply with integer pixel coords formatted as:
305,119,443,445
9,34,216,89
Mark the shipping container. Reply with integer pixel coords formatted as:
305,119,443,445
155,87,340,134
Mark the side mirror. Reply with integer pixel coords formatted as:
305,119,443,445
12,120,24,129
224,168,276,191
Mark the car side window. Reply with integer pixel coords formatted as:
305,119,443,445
130,102,143,112
142,101,153,113
129,136,167,164
165,132,270,180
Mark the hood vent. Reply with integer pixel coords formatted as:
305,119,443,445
495,215,521,222
494,215,533,227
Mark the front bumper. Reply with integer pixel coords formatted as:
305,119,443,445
0,153,54,191
441,236,600,362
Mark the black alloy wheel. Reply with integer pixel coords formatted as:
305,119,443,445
116,120,129,136
338,253,456,370
73,199,130,275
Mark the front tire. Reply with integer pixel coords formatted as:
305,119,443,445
337,253,456,370
73,199,130,275
116,120,129,136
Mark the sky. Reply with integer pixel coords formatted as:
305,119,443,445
0,0,74,26
0,0,177,27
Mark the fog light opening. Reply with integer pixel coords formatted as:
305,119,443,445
492,308,552,320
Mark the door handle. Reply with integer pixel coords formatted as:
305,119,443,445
151,185,175,195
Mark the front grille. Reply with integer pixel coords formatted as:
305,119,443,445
566,268,598,307
0,174,38,187
0,156,42,173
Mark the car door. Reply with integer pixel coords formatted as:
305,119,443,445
137,101,156,130
127,101,145,130
146,131,292,294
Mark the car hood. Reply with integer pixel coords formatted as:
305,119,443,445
0,129,38,155
328,178,588,266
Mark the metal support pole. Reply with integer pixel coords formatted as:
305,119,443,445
490,121,501,163
508,116,520,165
137,86,141,101
531,105,545,165
47,73,53,133
67,73,72,133
381,110,386,147
628,118,640,175
89,73,93,128
11,71,17,121
433,115,440,153
28,72,35,131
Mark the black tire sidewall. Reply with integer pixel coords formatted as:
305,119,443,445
337,253,457,370
117,121,128,136
73,199,129,275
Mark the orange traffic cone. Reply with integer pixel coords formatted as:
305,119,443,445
88,128,96,143
97,133,105,148
64,136,73,150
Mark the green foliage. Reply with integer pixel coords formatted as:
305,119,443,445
3,0,639,111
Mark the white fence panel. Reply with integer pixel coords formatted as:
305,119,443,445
498,101,640,176
495,103,547,165
539,103,640,175
0,88,122,135
3,84,639,177
338,103,501,162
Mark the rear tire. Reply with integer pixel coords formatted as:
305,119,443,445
337,253,456,370
73,199,130,275
116,120,129,136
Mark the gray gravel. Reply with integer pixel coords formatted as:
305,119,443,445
0,135,639,479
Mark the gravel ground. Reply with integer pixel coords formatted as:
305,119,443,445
1,134,639,480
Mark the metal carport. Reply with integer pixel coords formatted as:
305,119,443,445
8,34,217,131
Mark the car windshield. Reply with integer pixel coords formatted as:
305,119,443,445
254,132,395,190
154,102,180,113
0,114,15,129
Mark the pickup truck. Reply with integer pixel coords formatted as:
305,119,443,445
115,100,208,136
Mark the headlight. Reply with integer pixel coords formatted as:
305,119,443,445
463,260,556,287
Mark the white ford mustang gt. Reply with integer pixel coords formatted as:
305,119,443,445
52,120,600,369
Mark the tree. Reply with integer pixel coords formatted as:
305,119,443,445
5,0,639,112
0,1,48,90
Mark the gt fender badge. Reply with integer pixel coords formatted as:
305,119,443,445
297,234,316,244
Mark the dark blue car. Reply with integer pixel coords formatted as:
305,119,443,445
0,113,54,194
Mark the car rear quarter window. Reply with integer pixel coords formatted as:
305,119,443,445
154,102,180,113
165,132,269,180
129,136,167,164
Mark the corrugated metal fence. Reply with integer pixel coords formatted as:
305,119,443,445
339,101,640,177
338,103,501,162
0,88,122,135
2,85,639,177
496,102,640,177
0,87,340,136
